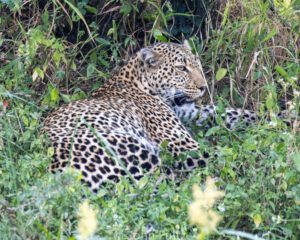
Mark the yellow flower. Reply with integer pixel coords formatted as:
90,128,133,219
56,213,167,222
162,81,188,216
77,200,98,240
188,177,225,237
283,0,291,8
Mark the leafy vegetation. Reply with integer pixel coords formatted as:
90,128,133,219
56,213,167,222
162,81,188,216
0,0,299,239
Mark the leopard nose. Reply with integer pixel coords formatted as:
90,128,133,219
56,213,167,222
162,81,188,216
198,86,206,97
199,86,206,92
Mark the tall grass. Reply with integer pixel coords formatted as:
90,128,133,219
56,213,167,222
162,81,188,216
0,0,299,239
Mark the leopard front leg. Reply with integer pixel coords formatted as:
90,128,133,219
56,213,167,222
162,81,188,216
173,102,258,129
145,107,208,173
174,102,293,129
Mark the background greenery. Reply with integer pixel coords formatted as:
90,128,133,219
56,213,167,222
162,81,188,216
0,0,299,239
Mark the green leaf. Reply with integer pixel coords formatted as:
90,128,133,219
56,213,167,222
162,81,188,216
266,92,274,110
153,29,167,42
120,2,132,15
47,147,54,157
261,29,277,43
96,38,111,46
221,1,230,27
2,0,22,12
216,68,227,81
107,28,114,36
50,88,59,102
32,67,44,81
252,214,262,228
291,153,300,172
53,51,62,67
0,85,9,96
61,93,72,103
225,167,236,180
137,176,149,189
160,140,169,149
41,10,49,27
187,151,199,159
22,115,29,126
107,20,117,41
205,126,220,137
87,63,95,78
275,65,288,78
55,70,65,79
85,5,97,14
116,181,124,195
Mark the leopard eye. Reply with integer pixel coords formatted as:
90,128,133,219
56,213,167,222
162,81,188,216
176,66,188,72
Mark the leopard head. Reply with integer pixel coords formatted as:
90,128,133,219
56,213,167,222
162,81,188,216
136,41,207,104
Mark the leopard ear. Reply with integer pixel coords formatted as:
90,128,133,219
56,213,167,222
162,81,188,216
138,48,160,67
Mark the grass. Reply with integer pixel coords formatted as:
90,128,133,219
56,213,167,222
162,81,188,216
0,0,299,239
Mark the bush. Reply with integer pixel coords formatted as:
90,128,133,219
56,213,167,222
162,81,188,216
0,0,299,239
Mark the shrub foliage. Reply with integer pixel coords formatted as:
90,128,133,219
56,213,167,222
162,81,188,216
0,0,299,239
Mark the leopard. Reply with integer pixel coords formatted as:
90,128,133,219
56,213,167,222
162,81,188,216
43,41,210,192
43,41,298,192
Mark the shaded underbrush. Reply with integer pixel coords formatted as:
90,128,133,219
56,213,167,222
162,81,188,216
0,0,299,239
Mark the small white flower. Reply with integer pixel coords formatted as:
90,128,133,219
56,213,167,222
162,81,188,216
217,203,226,212
269,121,277,127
